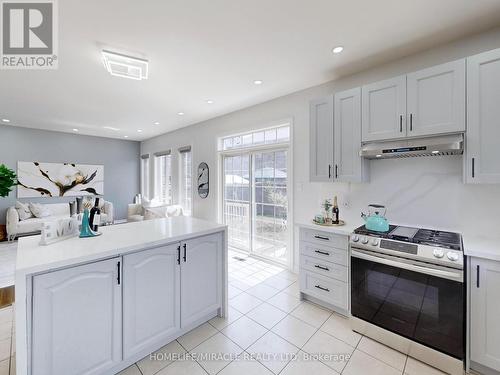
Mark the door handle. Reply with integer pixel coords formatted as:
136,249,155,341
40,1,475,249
315,264,329,271
400,115,403,132
315,285,330,292
183,243,187,262
328,165,332,179
177,245,181,265
477,265,480,288
410,113,413,131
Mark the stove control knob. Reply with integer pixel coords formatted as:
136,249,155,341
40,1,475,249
433,249,444,258
361,237,369,245
447,252,459,262
371,239,379,246
352,235,359,243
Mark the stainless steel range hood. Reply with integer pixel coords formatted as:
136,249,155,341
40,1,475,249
360,134,464,159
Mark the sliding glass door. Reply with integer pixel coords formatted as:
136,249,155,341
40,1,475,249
223,149,288,264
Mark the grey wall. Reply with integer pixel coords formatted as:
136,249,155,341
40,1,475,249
0,125,140,224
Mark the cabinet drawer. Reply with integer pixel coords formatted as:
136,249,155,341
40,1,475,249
300,228,348,249
300,241,348,266
300,270,347,310
300,255,347,283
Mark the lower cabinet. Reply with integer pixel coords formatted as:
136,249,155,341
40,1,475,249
123,244,180,359
30,232,223,375
32,258,122,375
470,257,500,372
181,234,222,327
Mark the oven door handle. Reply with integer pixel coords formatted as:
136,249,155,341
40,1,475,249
351,250,463,282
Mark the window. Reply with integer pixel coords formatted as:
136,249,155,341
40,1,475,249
154,151,172,204
140,154,150,199
179,146,192,216
220,125,290,151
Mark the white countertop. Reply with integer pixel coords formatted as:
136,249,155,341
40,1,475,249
462,233,500,262
16,216,227,276
295,220,362,236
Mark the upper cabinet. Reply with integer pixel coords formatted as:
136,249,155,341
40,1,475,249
361,76,407,142
361,60,466,142
466,49,500,184
310,96,334,182
334,88,368,182
407,60,465,137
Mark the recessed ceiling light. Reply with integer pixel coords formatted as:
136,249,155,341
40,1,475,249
103,126,120,131
254,80,263,85
206,100,214,104
101,50,149,80
177,112,185,116
332,46,344,54
72,128,79,132
1,119,10,123
432,150,440,154
137,129,143,133
376,154,382,158
153,121,160,125
124,135,129,138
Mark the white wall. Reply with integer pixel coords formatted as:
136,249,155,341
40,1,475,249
142,27,500,270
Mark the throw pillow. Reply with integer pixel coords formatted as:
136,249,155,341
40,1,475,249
29,203,50,218
15,201,33,221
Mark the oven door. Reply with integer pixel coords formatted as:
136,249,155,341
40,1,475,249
351,249,464,360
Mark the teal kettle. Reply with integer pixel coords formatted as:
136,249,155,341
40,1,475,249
361,204,390,232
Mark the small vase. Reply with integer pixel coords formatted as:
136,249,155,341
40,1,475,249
79,209,95,238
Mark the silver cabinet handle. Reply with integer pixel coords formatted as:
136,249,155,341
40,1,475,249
315,285,330,292
315,264,329,271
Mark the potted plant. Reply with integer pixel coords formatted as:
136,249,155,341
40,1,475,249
0,164,16,241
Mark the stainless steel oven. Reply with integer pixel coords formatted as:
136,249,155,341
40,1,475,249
349,225,465,375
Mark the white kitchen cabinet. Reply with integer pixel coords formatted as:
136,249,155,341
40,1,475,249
310,95,334,181
407,59,465,137
181,233,222,327
466,49,500,183
362,75,406,142
123,244,180,359
470,257,500,372
31,258,122,375
334,87,368,182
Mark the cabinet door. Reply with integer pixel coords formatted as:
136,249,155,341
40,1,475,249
310,95,334,181
334,87,368,182
181,233,222,328
466,49,500,183
471,257,500,371
123,244,180,359
407,59,465,137
32,258,121,375
362,76,406,142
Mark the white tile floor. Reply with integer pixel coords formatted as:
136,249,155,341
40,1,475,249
0,249,451,375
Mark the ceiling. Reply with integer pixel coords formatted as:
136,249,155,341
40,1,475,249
2,0,500,141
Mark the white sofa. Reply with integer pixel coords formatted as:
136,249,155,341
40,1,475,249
127,203,184,222
6,200,114,241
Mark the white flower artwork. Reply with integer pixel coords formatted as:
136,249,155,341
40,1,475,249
17,162,104,198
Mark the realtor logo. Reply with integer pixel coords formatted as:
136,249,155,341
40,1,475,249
1,0,58,69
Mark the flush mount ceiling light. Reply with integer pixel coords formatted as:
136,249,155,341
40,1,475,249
332,46,344,54
102,50,149,81
1,118,10,123
254,80,263,85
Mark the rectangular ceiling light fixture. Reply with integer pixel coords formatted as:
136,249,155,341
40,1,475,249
102,50,149,80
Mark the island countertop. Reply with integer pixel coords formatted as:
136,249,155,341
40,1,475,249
16,216,227,277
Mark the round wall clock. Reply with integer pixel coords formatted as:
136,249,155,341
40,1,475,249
197,162,209,198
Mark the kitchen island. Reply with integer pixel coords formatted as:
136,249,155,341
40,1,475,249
15,216,228,375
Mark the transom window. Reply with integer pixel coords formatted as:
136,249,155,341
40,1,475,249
220,125,290,151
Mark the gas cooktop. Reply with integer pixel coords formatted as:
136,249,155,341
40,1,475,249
353,225,462,251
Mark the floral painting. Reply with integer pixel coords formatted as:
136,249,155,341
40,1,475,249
17,162,104,198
